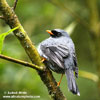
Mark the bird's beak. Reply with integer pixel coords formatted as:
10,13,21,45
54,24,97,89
46,30,54,35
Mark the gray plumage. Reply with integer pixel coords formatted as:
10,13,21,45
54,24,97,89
38,29,80,96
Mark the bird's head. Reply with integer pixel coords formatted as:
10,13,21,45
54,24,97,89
46,29,69,38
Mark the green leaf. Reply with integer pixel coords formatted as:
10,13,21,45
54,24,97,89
0,26,19,54
79,70,99,82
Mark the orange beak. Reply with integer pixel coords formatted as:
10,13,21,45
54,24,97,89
46,30,54,35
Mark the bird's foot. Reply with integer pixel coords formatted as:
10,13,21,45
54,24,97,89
41,57,46,62
57,82,61,87
57,74,63,87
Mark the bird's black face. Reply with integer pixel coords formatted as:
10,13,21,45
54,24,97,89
51,30,62,37
46,29,69,38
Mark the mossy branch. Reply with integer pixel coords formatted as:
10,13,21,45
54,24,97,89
0,0,66,100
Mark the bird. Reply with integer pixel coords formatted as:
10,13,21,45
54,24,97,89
38,29,80,96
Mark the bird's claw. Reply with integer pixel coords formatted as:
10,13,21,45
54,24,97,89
57,82,60,87
41,57,46,62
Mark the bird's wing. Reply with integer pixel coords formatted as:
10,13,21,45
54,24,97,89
73,53,78,67
42,45,69,69
73,52,78,78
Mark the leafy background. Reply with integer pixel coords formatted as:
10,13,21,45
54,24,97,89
0,0,100,100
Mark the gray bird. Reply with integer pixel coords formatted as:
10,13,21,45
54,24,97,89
38,29,80,96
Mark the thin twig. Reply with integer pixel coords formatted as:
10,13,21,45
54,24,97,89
0,54,44,71
13,0,18,10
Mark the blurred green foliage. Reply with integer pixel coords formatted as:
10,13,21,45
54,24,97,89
0,0,100,100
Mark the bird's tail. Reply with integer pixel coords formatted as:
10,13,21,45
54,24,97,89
65,69,80,96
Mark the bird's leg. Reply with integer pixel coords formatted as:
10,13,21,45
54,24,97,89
41,57,46,62
57,74,63,86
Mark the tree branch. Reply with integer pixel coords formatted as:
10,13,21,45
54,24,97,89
0,54,44,71
0,0,66,100
13,0,18,10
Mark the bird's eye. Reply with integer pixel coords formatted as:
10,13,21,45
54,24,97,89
51,30,61,37
57,32,61,36
51,30,57,34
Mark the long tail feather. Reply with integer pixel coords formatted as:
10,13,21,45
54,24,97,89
65,69,80,96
